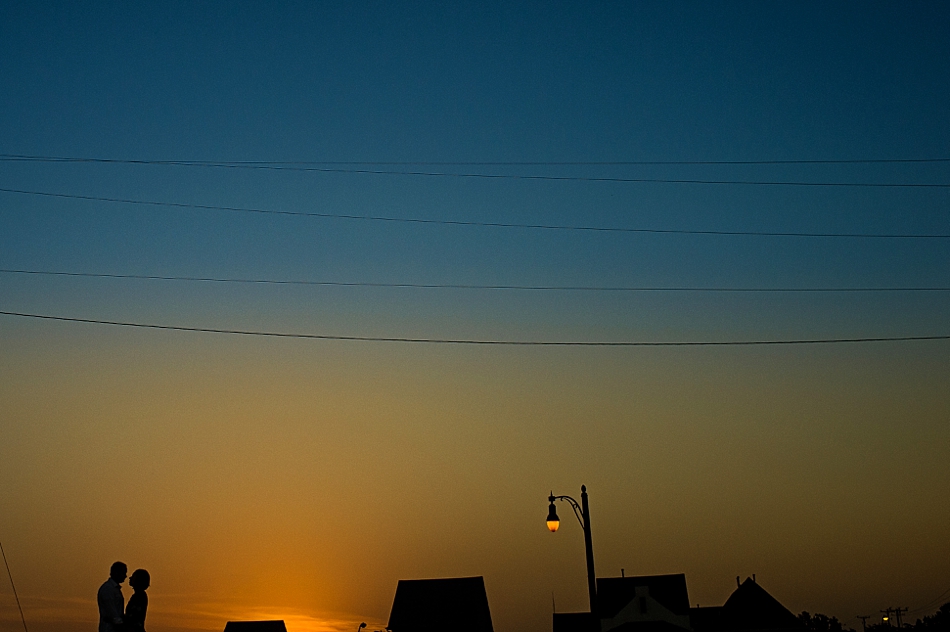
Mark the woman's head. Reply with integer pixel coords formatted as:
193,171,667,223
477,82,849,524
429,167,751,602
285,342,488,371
129,569,150,591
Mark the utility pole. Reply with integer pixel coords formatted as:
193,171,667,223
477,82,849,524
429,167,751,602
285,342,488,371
857,615,870,632
895,607,908,628
881,607,909,628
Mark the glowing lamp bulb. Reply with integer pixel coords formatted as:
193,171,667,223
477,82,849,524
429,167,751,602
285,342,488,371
546,501,560,532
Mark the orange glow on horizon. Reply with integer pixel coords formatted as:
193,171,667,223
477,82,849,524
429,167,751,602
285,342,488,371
2,327,948,632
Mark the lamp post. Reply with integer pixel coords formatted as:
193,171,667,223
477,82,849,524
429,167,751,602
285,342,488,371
547,485,597,624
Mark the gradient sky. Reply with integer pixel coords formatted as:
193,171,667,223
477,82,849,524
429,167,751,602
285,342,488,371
1,3,948,632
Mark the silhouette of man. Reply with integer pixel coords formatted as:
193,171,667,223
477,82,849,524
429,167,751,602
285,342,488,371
98,561,127,632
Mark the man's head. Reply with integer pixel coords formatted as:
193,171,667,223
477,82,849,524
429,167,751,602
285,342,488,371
109,562,128,584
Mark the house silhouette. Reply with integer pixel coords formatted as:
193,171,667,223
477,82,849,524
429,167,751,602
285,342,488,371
387,576,494,632
223,622,288,632
554,575,801,632
598,574,693,632
692,577,802,632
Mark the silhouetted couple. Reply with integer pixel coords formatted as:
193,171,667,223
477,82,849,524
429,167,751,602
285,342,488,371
98,561,150,632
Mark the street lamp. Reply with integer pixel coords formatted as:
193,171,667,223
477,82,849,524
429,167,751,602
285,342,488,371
547,485,598,623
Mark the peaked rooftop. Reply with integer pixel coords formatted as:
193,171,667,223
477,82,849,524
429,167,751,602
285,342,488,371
720,577,801,631
387,576,494,632
597,574,691,618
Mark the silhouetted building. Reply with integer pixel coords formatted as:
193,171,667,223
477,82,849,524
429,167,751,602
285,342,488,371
600,574,692,632
223,622,287,632
691,577,802,632
388,576,494,632
553,574,801,632
553,612,598,632
554,573,691,632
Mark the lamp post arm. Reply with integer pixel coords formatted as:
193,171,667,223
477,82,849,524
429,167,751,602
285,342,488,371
550,495,585,529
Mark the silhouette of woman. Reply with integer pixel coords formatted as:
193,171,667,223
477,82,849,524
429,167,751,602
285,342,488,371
124,569,150,632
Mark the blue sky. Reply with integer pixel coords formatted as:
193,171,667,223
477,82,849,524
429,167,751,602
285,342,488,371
2,3,949,330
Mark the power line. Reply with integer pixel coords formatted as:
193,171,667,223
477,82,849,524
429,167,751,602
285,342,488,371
2,310,948,346
3,268,950,293
3,153,950,166
2,187,948,239
906,586,950,615
1,157,949,187
0,540,29,632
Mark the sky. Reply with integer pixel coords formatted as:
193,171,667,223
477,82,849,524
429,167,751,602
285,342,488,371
0,2,948,632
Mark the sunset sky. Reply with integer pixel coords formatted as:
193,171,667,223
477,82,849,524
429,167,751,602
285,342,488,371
1,3,948,632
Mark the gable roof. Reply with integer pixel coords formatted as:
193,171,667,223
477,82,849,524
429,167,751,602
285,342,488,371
597,574,691,618
721,578,801,631
387,576,494,632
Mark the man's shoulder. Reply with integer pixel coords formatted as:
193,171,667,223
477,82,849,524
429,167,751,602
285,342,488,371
97,579,116,594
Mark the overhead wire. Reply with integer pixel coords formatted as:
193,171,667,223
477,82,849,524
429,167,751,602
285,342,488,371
2,188,948,239
3,269,949,293
0,540,29,632
1,310,948,346
2,157,947,345
6,164,950,188
3,153,950,165
1,155,949,188
906,587,950,615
